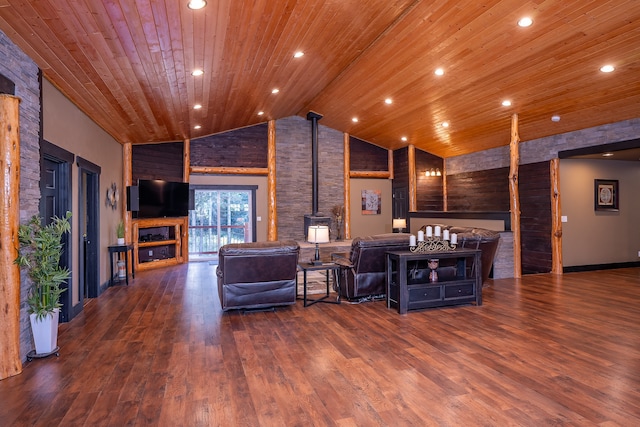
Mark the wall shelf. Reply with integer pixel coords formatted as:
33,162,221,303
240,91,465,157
132,217,189,271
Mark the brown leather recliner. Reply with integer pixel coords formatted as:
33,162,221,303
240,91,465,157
333,233,411,300
217,240,300,311
418,225,500,284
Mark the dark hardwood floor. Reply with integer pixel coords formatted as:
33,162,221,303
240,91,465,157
2,263,640,426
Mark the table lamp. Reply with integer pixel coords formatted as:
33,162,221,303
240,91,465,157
392,218,407,233
307,225,330,265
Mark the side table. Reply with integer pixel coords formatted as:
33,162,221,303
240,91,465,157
297,262,341,307
108,244,135,286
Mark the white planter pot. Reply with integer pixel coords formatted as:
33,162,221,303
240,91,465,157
117,237,125,245
29,308,59,355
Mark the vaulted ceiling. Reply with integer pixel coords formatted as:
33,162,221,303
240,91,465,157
0,0,638,158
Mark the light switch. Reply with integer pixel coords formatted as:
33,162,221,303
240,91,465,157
561,216,568,223
257,216,262,221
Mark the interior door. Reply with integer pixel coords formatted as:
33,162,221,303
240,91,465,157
40,141,73,321
77,157,100,299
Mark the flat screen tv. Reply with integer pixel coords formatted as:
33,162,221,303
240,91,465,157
135,179,190,218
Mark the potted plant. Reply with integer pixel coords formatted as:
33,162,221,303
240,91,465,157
116,220,125,245
15,212,71,355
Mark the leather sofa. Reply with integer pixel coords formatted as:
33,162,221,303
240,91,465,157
217,240,300,311
417,224,500,284
333,233,411,300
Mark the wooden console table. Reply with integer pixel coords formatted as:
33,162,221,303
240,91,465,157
386,248,482,314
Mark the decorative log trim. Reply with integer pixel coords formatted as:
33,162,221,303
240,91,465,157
123,142,133,270
408,144,417,211
189,166,269,176
0,94,22,379
349,170,390,179
442,161,448,211
267,120,277,241
344,133,351,240
388,149,394,180
509,113,522,278
550,158,563,274
183,138,190,183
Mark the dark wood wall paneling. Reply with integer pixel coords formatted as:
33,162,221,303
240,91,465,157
132,142,184,183
415,149,444,211
393,147,409,189
519,162,552,274
190,123,269,168
446,167,510,211
350,136,388,171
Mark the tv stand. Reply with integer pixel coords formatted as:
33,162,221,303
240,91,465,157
132,217,189,271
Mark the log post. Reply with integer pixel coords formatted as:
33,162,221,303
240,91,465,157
509,113,522,278
343,133,351,240
267,120,277,241
0,94,22,379
123,142,133,271
550,158,563,274
442,161,448,211
183,138,190,183
408,144,417,212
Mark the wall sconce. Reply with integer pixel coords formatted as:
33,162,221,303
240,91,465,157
307,225,330,265
392,218,407,233
426,168,442,177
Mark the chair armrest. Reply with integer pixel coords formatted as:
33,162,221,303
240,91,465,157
333,257,353,268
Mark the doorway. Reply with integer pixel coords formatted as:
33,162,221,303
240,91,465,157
40,141,73,322
188,186,256,260
77,157,100,299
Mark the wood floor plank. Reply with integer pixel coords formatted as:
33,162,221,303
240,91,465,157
2,264,640,425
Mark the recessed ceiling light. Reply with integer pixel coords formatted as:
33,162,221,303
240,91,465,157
602,152,614,157
191,69,204,76
187,0,206,10
294,51,304,58
194,125,202,129
434,68,444,76
385,98,393,105
193,104,202,109
502,100,512,107
352,117,358,123
401,136,407,142
272,88,280,94
257,111,264,116
600,64,615,73
551,115,561,122
441,122,449,128
518,17,533,27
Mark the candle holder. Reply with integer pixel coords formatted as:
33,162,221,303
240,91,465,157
409,236,457,253
428,258,439,282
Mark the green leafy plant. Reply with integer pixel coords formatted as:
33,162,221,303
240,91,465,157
116,220,125,239
15,212,72,320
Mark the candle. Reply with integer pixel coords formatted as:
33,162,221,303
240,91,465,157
417,230,424,242
434,226,441,237
426,226,433,237
409,235,416,246
443,230,450,241
451,233,457,245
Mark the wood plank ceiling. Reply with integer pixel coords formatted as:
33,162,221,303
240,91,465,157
0,0,638,158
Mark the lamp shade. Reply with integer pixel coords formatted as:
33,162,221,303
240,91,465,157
392,218,407,229
307,225,330,244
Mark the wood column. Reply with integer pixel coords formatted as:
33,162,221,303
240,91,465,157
343,133,351,239
408,144,417,211
388,149,394,180
509,114,522,278
442,160,448,211
550,158,563,274
183,138,190,183
123,142,132,234
267,120,277,241
0,94,22,379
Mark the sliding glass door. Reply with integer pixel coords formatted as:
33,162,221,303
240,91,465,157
188,187,255,259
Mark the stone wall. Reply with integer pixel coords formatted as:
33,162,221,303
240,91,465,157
0,30,42,360
275,116,344,241
446,118,640,175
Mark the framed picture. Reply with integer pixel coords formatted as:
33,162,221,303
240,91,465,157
594,179,619,211
361,189,381,215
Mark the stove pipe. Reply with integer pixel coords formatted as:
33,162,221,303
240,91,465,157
306,111,323,215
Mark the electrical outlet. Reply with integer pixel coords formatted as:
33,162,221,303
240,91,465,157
637,250,640,257
561,216,568,223
149,250,153,256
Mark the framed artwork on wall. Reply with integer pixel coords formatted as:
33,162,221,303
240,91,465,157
361,189,381,215
594,179,619,211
